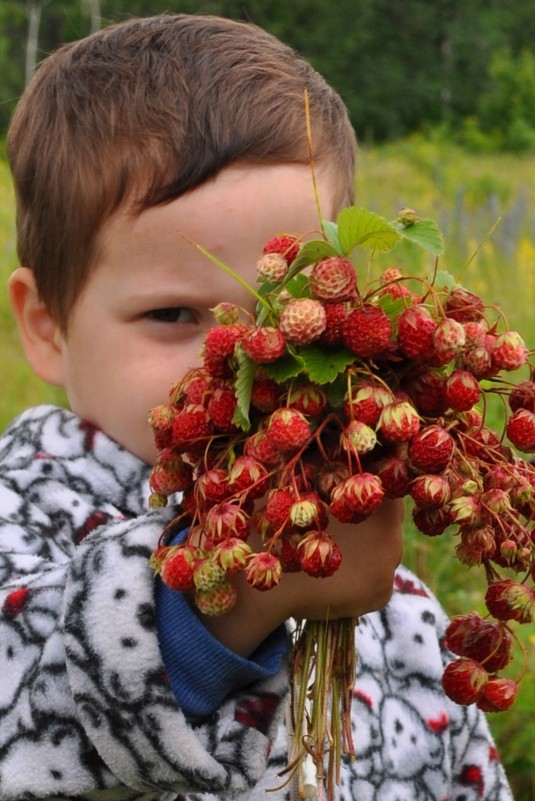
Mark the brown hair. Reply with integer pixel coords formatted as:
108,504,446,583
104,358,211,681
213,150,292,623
7,14,357,331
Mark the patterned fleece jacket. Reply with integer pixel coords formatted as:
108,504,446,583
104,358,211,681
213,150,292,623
0,406,514,801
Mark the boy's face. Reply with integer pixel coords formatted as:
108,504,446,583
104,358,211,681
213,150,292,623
54,164,340,464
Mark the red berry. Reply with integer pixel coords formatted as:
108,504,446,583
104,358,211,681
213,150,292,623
506,409,535,453
195,580,238,616
444,287,485,323
444,369,481,412
376,453,412,498
241,326,287,364
298,531,342,577
344,381,391,426
397,305,437,359
287,383,327,418
262,233,300,264
329,472,384,523
309,256,357,302
227,455,269,500
477,677,518,713
172,404,212,450
204,324,246,360
342,304,392,358
318,302,349,346
509,380,535,413
490,331,528,372
160,546,196,591
207,387,238,431
409,474,451,509
204,501,251,543
377,400,421,444
245,551,282,591
430,317,466,365
441,657,488,705
266,408,312,453
250,374,282,413
485,579,534,623
149,453,194,495
445,613,514,673
408,425,455,473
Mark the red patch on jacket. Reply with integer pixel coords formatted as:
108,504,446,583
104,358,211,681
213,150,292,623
3,587,30,618
234,693,279,735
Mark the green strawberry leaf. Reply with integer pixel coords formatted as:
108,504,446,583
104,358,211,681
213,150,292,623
322,219,342,253
231,347,257,431
337,206,400,254
299,344,356,384
390,217,444,256
431,269,457,290
325,373,350,409
262,351,305,383
289,239,339,273
285,273,311,298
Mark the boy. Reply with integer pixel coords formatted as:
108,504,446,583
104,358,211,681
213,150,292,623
0,14,513,801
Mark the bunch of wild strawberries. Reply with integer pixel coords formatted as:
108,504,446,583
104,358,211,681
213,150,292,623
148,211,534,716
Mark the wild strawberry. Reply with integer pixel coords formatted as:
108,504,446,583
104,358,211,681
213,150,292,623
341,420,377,456
342,304,392,358
245,551,282,591
207,387,238,431
194,468,230,507
213,537,253,572
477,677,518,713
262,233,300,264
204,501,251,543
318,302,349,346
193,558,226,592
195,579,238,616
485,579,535,623
298,531,342,578
256,252,288,282
445,613,514,673
412,505,452,537
444,370,481,412
509,380,535,413
172,404,212,450
241,326,287,363
402,369,448,417
287,383,327,418
266,408,312,453
377,400,421,444
279,298,327,345
309,256,357,302
430,317,466,365
250,374,282,413
461,424,503,460
263,487,295,533
448,495,483,528
289,492,328,529
444,286,485,323
410,474,451,509
490,330,528,372
149,453,194,495
278,535,302,573
171,368,210,405
244,430,282,466
148,404,177,449
462,346,494,379
315,461,351,501
506,409,535,453
344,381,392,426
228,455,269,500
376,453,412,498
463,320,488,348
396,305,437,359
203,324,246,360
441,657,488,705
408,425,455,473
160,545,196,591
211,302,240,324
456,529,496,569
378,267,413,300
329,472,384,523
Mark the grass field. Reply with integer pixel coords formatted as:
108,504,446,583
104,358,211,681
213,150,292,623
1,140,534,798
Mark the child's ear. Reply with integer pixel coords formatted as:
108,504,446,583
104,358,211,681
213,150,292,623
8,267,65,387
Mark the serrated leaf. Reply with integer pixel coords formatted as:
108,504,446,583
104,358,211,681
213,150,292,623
337,206,400,254
231,348,257,431
262,351,305,383
299,345,356,384
390,218,444,256
431,269,457,290
285,273,311,298
290,239,339,273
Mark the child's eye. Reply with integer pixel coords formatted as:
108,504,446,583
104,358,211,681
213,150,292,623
146,307,195,323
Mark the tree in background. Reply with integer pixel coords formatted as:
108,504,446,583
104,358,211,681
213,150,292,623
1,0,535,148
